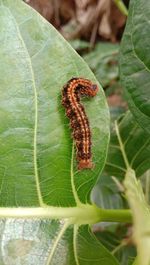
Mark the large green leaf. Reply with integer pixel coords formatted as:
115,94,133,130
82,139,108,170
0,1,118,265
105,111,150,178
119,0,150,133
0,0,109,207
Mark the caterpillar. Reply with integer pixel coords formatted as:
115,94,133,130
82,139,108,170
62,77,98,170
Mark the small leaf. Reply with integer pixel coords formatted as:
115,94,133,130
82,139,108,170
119,0,150,134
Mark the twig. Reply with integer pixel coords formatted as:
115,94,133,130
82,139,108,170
114,0,128,16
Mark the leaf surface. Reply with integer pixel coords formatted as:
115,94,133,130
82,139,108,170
0,220,119,265
0,1,115,264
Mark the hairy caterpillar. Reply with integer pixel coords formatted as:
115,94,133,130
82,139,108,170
62,77,98,169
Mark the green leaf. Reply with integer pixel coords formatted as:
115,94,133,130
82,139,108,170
0,0,109,207
105,111,150,178
83,43,119,87
0,1,118,264
119,0,150,134
75,225,119,265
124,168,150,265
95,229,136,265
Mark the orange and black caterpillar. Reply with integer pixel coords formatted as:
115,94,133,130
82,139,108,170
62,77,98,170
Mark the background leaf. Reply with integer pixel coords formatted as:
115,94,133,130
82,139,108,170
69,39,90,52
119,0,150,134
83,42,119,88
75,225,119,265
105,111,150,179
91,175,125,209
94,228,136,265
0,0,109,207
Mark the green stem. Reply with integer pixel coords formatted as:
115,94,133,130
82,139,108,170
115,120,130,170
0,204,132,224
114,0,128,16
145,170,150,203
111,241,126,255
99,208,132,223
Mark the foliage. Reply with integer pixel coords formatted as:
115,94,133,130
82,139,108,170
0,0,149,265
105,111,150,179
83,42,119,88
120,0,150,134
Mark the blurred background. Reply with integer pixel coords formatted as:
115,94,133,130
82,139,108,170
24,0,129,114
24,0,129,43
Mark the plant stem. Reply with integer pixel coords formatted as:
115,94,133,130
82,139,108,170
99,208,132,223
114,0,128,16
115,120,130,170
145,170,150,203
111,241,126,255
0,204,132,224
